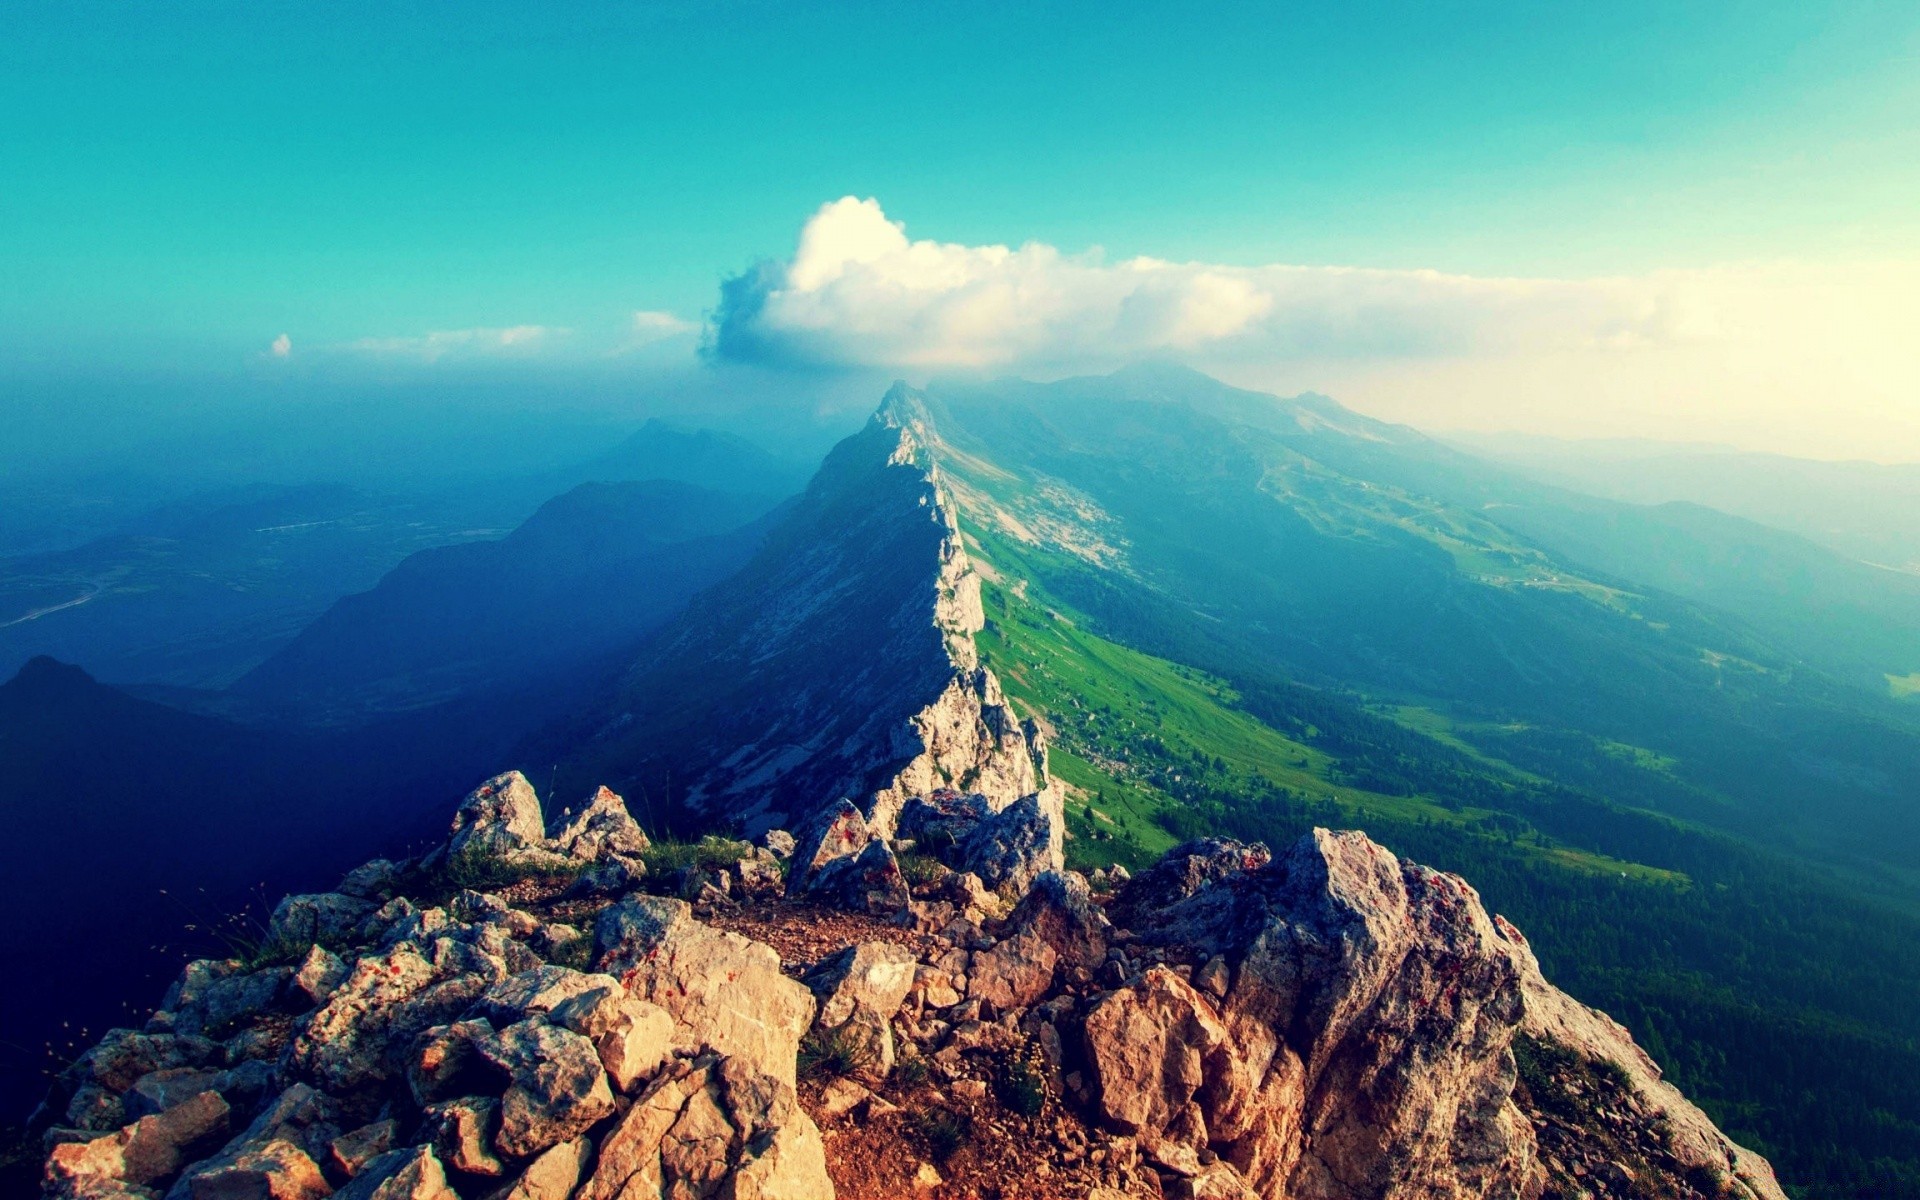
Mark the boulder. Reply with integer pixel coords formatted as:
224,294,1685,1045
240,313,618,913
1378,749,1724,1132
804,942,918,1081
421,1097,504,1176
328,1121,397,1178
45,1091,229,1192
1105,838,1269,932
786,798,909,913
268,893,376,949
472,966,619,1026
332,1146,458,1200
165,962,293,1040
548,786,649,862
499,1137,591,1200
960,789,1064,894
447,771,545,859
178,1138,331,1200
290,945,348,1008
1082,965,1231,1172
290,943,490,1093
966,928,1057,1011
894,789,989,852
576,1057,831,1200
475,1019,616,1158
548,985,675,1092
1006,870,1110,971
594,897,815,1087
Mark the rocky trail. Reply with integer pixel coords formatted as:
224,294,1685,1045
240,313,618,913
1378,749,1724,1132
32,769,1784,1200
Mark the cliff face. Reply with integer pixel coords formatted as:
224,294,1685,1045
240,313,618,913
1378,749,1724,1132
35,774,1782,1200
557,386,1045,839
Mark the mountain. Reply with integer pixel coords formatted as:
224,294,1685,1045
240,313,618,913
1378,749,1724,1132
0,485,507,689
1453,432,1920,574
228,481,779,726
541,369,1920,1197
564,419,817,498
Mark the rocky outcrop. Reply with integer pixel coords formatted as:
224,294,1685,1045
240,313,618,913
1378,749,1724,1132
557,387,1055,847
34,762,1780,1200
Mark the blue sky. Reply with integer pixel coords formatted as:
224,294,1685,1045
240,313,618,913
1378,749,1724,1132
4,1,1918,455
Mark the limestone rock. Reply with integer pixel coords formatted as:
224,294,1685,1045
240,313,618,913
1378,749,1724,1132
576,1056,831,1200
45,1091,229,1192
179,1138,330,1200
960,789,1064,894
474,1019,616,1158
268,893,376,949
332,1146,458,1200
967,928,1057,1011
595,896,815,1087
549,985,675,1092
786,798,910,913
447,771,545,859
498,1137,590,1200
421,1096,504,1177
328,1120,397,1178
804,941,918,1081
1082,965,1231,1174
548,786,649,862
1007,870,1110,971
290,945,348,1008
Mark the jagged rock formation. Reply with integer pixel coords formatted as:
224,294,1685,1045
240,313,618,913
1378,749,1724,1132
550,388,1051,846
34,773,1782,1200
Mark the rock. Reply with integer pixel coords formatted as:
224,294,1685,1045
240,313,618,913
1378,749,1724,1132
447,771,545,859
291,943,488,1093
1122,830,1539,1199
472,965,618,1026
180,1138,331,1200
1007,870,1110,970
548,786,649,861
407,1019,495,1106
756,829,796,859
332,1146,458,1200
1515,923,1787,1200
327,1121,397,1179
804,942,918,1081
894,789,990,852
475,1019,616,1158
1195,956,1230,1000
966,928,1057,1011
290,945,348,1008
122,1070,219,1121
165,962,294,1040
549,986,675,1092
336,859,404,902
913,1161,943,1189
1082,965,1230,1175
498,1137,590,1200
421,1097,504,1176
577,1057,831,1200
960,789,1064,894
1105,838,1268,932
595,896,815,1087
817,1078,871,1119
1170,1161,1258,1200
45,1090,230,1192
786,799,910,913
268,893,376,949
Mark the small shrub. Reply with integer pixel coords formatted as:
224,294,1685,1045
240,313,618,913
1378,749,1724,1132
544,935,594,971
896,850,943,889
892,1055,931,1089
996,1048,1048,1118
432,846,586,896
797,1026,873,1080
911,1108,974,1162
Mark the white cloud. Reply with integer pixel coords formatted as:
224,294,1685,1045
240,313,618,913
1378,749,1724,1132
347,325,565,363
706,196,1714,371
269,332,292,358
624,310,698,349
704,197,1920,459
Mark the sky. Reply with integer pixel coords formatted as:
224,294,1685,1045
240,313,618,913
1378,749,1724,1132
3,1,1919,461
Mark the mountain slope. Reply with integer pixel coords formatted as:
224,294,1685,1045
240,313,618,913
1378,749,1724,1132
546,405,1045,836
229,481,776,725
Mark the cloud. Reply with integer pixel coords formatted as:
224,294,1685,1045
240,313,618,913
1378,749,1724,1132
348,325,565,363
620,310,698,353
707,196,1716,371
269,333,292,358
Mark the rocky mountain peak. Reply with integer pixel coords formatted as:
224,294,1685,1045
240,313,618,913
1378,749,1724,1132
34,773,1783,1200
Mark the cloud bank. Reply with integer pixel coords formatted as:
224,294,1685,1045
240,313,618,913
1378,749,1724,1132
348,325,566,362
706,197,1709,371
